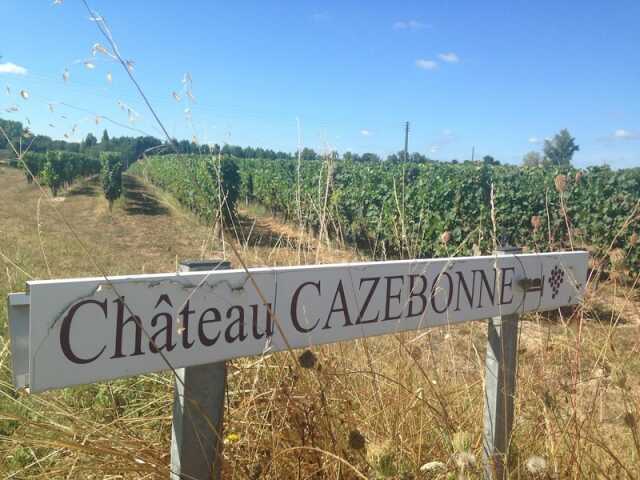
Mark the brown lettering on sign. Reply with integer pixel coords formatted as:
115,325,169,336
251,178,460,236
383,275,404,321
55,264,530,367
179,300,195,349
60,298,107,364
455,271,475,311
251,303,273,339
323,280,352,329
198,307,222,346
356,277,381,324
111,297,144,359
407,274,428,318
499,267,515,305
431,272,453,314
291,281,321,333
474,269,496,308
225,306,247,343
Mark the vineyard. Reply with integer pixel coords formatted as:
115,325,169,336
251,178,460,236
18,151,124,205
131,155,640,274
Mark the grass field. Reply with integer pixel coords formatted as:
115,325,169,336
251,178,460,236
1,164,640,479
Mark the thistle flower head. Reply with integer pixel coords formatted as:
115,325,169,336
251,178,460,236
554,174,567,193
526,455,548,476
531,215,542,230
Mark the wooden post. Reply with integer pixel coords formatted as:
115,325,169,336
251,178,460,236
482,246,521,480
171,259,230,480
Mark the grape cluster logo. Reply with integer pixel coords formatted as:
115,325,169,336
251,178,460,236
548,265,565,299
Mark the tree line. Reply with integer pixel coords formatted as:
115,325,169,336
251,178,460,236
1,117,580,167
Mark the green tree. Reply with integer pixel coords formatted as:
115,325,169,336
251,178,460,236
482,155,499,165
219,157,240,221
100,152,123,211
301,148,318,161
0,118,23,149
83,133,98,149
101,129,110,149
41,151,65,196
544,129,579,166
522,151,543,167
359,152,381,162
23,152,46,183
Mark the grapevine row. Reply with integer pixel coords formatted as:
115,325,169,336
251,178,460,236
133,155,640,274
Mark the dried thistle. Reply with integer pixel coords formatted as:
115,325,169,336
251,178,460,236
609,248,625,268
420,461,445,473
624,412,637,429
298,349,317,369
531,215,542,231
554,174,567,193
526,456,548,476
408,345,422,361
454,451,476,470
440,230,451,244
348,430,365,450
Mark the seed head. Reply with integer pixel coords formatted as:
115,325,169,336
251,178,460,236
454,451,476,470
298,349,317,369
440,231,451,244
348,430,366,450
630,232,638,246
531,215,542,231
420,461,445,472
526,455,548,475
624,412,637,428
609,248,625,267
554,174,567,193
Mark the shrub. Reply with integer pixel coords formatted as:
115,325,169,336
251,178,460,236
100,152,123,211
22,152,46,183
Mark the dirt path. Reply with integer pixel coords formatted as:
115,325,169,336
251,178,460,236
0,167,360,289
0,168,219,283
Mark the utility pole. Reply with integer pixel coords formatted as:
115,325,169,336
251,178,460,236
403,121,410,162
472,146,475,162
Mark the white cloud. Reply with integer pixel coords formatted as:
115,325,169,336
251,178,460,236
613,128,640,140
393,19,426,30
528,137,541,144
360,129,371,137
416,59,438,70
438,52,459,63
0,62,28,75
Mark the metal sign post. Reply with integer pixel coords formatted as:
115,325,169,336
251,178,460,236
482,247,522,480
170,260,230,480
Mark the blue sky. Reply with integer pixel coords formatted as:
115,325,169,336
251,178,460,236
1,1,639,167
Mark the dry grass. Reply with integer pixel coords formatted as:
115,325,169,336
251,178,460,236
1,164,640,479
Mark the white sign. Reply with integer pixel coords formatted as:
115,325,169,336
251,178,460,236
8,252,587,393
